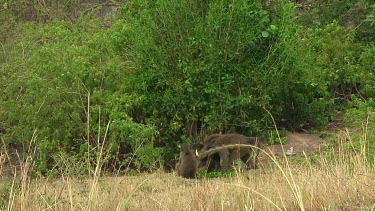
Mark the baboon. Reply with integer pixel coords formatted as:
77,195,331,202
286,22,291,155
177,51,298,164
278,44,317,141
204,133,224,144
175,143,198,179
194,134,224,171
192,133,223,152
197,133,262,171
193,134,218,171
198,152,221,171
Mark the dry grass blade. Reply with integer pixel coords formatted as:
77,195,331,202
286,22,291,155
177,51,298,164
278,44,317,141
2,111,374,210
87,120,111,210
116,178,149,211
263,107,305,210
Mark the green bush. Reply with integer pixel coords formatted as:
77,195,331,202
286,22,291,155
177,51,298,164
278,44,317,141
298,21,375,105
2,0,373,174
344,98,375,163
298,22,363,103
0,19,160,173
359,44,375,98
111,0,333,152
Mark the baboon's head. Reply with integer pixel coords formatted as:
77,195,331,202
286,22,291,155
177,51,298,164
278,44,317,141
181,143,192,155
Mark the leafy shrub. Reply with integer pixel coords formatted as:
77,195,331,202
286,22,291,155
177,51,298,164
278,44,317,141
298,22,363,104
2,0,373,174
359,44,375,98
299,20,375,107
0,19,160,173
344,98,375,163
111,0,334,156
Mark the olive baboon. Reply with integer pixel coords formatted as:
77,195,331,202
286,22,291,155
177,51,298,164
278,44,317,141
194,134,224,171
204,133,224,144
175,143,198,179
193,133,224,171
197,133,262,171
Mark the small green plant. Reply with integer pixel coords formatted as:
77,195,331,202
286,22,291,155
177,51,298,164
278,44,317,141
0,181,14,210
364,4,375,26
196,169,236,179
343,98,375,163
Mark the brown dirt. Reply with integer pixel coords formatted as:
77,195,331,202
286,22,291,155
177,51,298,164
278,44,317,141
263,132,324,156
0,147,20,183
261,113,345,157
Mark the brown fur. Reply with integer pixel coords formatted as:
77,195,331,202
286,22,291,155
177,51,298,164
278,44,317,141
204,133,224,144
197,133,262,171
175,143,198,178
196,134,224,171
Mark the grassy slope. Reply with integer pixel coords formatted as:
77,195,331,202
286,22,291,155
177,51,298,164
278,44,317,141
3,136,374,211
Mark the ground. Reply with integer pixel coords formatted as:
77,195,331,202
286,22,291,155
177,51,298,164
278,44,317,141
1,124,374,210
0,114,345,182
1,131,328,184
260,114,344,160
263,132,324,156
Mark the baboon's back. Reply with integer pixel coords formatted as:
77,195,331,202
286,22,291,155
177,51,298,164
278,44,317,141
178,143,198,178
180,154,197,178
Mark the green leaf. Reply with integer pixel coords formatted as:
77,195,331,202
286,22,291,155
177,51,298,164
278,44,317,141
261,31,269,38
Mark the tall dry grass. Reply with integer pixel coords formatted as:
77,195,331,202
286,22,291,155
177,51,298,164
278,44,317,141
2,129,374,211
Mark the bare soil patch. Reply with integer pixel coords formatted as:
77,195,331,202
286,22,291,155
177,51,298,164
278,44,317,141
263,132,324,156
0,146,20,184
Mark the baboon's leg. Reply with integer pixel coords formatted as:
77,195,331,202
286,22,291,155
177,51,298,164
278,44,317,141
175,162,181,176
205,153,221,171
241,153,250,169
197,151,215,171
236,146,252,170
228,149,240,169
218,149,230,171
201,157,213,171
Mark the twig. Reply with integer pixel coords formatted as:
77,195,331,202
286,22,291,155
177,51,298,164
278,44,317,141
82,2,122,16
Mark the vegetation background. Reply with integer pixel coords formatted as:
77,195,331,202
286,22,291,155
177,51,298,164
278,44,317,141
0,0,374,174
0,0,375,210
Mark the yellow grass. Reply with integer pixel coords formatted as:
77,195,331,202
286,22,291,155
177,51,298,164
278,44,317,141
1,109,374,211
2,144,374,211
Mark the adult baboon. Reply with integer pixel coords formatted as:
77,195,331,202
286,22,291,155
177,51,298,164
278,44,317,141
175,143,198,179
204,133,224,144
197,133,262,171
194,133,224,171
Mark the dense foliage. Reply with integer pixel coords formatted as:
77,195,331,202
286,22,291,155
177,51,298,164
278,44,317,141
0,0,374,174
112,1,315,139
